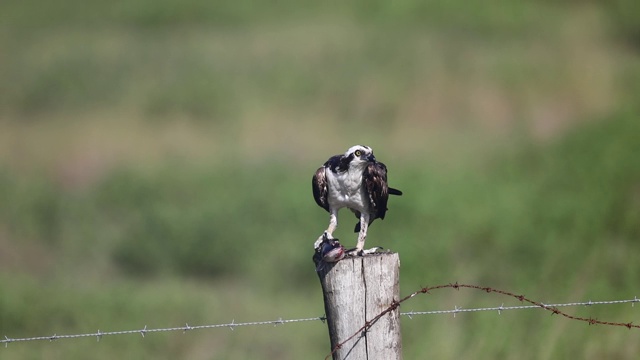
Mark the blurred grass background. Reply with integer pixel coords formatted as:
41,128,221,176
1,0,640,358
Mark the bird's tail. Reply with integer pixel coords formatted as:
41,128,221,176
389,187,403,196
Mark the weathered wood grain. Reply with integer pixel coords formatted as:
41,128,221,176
317,253,401,360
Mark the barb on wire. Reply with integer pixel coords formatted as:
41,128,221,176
325,283,639,359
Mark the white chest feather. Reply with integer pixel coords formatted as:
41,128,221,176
326,168,369,212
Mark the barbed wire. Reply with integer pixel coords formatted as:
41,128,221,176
402,297,640,318
326,283,640,359
2,283,638,349
1,317,325,347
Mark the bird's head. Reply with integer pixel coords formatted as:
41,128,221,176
344,145,376,168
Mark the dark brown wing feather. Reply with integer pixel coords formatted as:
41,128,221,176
354,161,402,232
363,161,391,220
312,166,330,212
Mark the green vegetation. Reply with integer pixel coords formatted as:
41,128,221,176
1,0,639,358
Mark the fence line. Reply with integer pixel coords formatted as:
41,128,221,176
1,317,326,347
2,283,638,349
326,283,640,359
402,297,640,317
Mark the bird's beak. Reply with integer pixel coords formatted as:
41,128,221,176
367,154,376,162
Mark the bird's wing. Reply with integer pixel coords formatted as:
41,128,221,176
312,166,330,212
362,161,391,220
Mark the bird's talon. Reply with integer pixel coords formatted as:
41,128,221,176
362,246,383,255
344,247,384,257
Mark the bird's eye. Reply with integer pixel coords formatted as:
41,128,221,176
355,150,362,157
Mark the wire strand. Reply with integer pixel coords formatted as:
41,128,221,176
2,284,638,348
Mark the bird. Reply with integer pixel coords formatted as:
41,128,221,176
312,145,402,255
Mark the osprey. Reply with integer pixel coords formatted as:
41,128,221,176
312,145,402,255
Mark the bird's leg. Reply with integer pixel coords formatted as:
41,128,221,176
354,213,370,254
314,209,339,250
326,210,338,238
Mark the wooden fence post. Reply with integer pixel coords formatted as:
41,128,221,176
316,253,401,360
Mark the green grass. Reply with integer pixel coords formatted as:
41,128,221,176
1,0,640,358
